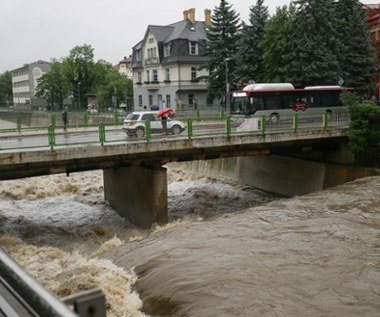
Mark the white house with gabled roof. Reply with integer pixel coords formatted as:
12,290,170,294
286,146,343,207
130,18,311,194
131,8,212,110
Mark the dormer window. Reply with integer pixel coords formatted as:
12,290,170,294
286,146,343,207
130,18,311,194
164,43,171,57
189,42,198,55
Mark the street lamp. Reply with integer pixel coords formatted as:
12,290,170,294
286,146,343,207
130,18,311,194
225,57,231,116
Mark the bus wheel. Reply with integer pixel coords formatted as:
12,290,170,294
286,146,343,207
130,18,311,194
270,113,280,124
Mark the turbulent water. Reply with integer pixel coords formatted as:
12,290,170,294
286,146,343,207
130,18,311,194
0,166,379,317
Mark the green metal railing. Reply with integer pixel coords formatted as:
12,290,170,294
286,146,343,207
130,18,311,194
0,111,349,151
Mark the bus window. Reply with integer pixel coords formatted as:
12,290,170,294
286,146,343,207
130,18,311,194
320,91,341,107
264,93,281,110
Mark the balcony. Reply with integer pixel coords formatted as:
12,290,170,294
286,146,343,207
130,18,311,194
145,57,159,65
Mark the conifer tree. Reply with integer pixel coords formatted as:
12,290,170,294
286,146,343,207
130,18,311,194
205,0,241,103
260,5,296,83
336,0,375,97
283,0,341,87
233,0,269,87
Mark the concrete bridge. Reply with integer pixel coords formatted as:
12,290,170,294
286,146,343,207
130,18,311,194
0,124,369,228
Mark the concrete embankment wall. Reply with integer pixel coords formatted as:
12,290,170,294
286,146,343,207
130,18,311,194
170,156,379,197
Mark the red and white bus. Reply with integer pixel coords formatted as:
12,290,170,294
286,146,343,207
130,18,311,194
229,83,352,122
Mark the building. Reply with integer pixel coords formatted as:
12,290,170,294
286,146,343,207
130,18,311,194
11,60,50,111
116,55,133,79
363,3,380,98
131,8,211,110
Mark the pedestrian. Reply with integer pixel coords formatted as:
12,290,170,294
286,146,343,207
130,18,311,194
161,115,168,135
62,107,68,131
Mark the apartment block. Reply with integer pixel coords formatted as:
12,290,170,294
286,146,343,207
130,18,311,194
11,60,50,111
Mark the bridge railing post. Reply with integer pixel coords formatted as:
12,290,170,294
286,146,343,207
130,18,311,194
83,111,89,127
293,113,299,132
50,114,56,129
261,115,266,133
323,112,329,129
195,109,201,122
226,116,231,137
187,119,193,139
145,120,151,141
98,122,106,145
48,125,55,150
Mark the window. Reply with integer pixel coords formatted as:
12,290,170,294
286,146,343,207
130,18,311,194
138,95,143,107
166,94,171,107
136,50,142,62
189,42,198,55
164,44,171,57
191,67,197,80
165,68,170,81
152,69,158,82
146,70,150,82
188,94,194,106
149,95,153,105
137,72,142,83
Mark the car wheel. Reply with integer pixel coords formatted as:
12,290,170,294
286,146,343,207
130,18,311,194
172,125,181,135
136,127,145,138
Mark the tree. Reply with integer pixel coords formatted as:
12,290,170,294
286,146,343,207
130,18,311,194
260,5,296,83
283,0,341,87
234,0,269,87
35,60,70,110
336,0,375,97
93,61,133,111
204,0,241,103
0,71,12,107
62,44,97,110
341,91,380,164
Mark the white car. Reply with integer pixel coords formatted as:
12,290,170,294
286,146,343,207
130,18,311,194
123,111,185,137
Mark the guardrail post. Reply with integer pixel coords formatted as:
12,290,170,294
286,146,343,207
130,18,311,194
48,125,55,150
83,111,89,127
261,115,266,133
226,116,231,137
16,115,21,133
187,119,193,139
50,114,56,128
323,112,329,129
98,122,106,145
145,120,151,141
293,112,299,132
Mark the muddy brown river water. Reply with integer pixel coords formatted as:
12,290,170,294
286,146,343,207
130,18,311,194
0,167,379,316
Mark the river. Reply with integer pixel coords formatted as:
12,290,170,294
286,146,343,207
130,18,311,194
0,165,379,317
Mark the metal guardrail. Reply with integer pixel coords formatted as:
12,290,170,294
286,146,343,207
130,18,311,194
0,248,106,317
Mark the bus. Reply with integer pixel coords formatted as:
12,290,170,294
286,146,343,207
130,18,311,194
229,83,352,123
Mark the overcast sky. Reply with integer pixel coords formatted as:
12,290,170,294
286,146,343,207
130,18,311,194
0,0,377,73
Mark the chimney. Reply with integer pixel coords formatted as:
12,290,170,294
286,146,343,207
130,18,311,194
204,9,211,27
188,8,196,24
183,9,189,21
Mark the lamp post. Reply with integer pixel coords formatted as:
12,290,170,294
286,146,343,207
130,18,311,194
78,82,81,112
225,57,231,116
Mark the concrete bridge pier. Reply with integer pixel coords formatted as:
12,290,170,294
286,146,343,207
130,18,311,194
103,166,168,229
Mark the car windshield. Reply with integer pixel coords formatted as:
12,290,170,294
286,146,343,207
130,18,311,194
126,113,140,120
